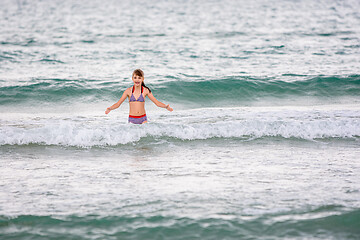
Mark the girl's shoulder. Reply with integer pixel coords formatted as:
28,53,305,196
143,86,152,95
123,87,132,96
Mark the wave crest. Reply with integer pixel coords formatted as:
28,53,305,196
1,75,359,105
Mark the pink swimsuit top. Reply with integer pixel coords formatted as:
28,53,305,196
129,86,145,102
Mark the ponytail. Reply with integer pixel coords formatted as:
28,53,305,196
141,81,151,93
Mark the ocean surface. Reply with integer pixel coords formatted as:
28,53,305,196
1,0,360,239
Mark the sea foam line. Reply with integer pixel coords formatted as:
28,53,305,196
0,117,359,147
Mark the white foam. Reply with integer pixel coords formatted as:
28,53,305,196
1,106,359,147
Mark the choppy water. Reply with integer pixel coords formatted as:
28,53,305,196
1,0,360,239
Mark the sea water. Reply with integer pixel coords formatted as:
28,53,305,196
1,0,360,239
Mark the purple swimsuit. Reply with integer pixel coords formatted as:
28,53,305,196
129,86,147,124
128,114,147,124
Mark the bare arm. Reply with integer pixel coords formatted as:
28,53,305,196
105,89,129,114
147,91,173,112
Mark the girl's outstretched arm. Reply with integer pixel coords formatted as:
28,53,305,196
147,91,173,112
105,89,129,114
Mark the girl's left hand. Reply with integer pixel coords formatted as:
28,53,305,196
166,105,173,112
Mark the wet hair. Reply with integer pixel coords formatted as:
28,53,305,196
133,69,151,93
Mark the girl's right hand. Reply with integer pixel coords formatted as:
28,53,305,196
105,108,111,114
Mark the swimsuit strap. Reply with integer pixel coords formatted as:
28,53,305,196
132,86,143,93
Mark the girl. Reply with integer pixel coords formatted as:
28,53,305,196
105,69,173,124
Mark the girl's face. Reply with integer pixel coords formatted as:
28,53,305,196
132,74,144,86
